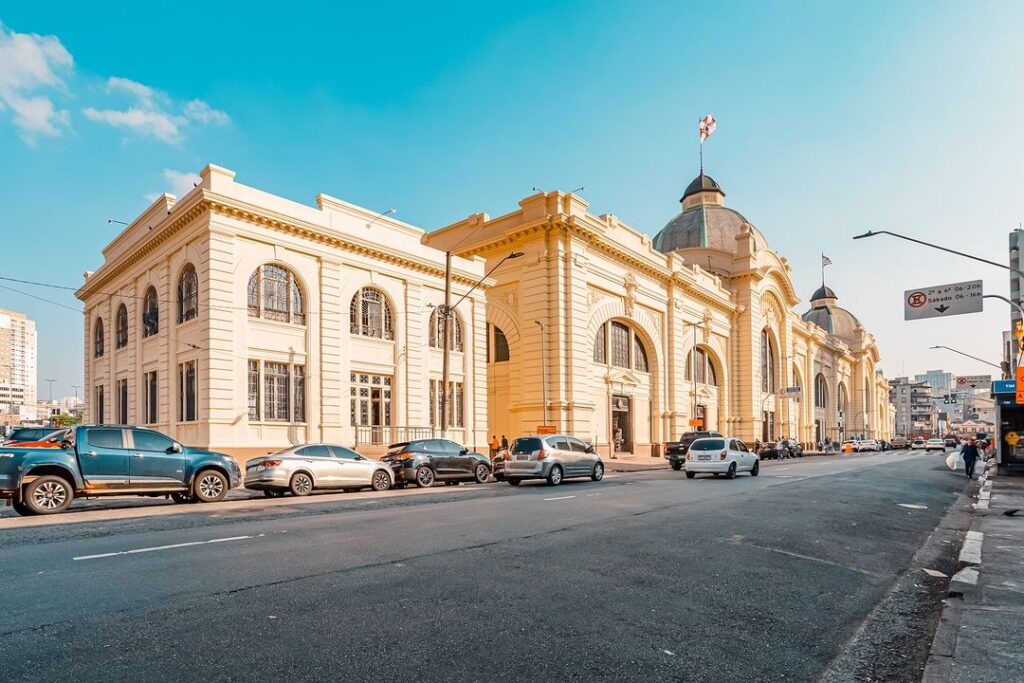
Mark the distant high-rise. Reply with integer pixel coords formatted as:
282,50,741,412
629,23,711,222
0,309,38,420
914,369,953,394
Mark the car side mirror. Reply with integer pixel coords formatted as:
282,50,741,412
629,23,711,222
460,448,469,455
60,439,73,450
586,445,595,454
167,443,183,454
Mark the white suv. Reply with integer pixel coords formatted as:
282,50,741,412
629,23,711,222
910,439,927,450
685,437,759,479
858,439,881,452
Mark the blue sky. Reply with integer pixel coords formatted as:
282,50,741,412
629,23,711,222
2,1,1023,399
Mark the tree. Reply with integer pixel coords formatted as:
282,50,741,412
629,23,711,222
54,413,83,427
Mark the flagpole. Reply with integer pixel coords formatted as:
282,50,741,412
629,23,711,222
821,252,825,287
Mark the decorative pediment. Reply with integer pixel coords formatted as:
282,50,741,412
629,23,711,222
604,368,642,386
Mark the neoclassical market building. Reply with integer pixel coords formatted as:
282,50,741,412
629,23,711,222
78,164,891,461
426,172,892,456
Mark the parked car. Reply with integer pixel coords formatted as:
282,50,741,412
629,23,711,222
245,444,393,497
1,427,64,446
685,436,759,479
491,449,507,481
0,425,240,515
504,434,603,486
841,439,858,452
381,439,491,488
758,440,798,460
890,436,909,449
665,431,723,470
5,428,72,449
910,439,927,450
858,439,881,452
925,438,946,452
944,438,958,448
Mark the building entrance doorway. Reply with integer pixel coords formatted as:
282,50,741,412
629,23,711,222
612,394,632,453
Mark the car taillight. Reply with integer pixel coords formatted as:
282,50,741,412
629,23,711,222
720,450,727,460
686,453,691,461
395,452,412,461
260,459,282,467
537,449,546,460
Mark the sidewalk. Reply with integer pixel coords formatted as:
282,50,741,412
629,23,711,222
923,462,1024,682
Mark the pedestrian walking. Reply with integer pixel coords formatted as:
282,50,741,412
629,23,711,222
960,437,980,478
776,440,787,459
490,435,499,459
754,439,762,454
500,434,508,450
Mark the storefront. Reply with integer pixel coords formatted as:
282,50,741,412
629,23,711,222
992,379,1024,473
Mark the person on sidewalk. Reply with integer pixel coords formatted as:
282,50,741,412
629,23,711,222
490,435,499,459
500,435,508,451
960,437,980,478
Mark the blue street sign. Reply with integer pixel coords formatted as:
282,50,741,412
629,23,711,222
993,379,1016,394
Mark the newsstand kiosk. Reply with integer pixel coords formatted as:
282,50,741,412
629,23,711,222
993,378,1024,475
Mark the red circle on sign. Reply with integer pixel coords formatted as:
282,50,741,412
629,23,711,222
907,292,927,308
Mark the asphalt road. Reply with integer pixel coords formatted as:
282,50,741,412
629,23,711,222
0,451,970,682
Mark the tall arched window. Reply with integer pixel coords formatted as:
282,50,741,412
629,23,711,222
177,263,198,323
94,318,105,358
815,373,828,409
248,264,305,324
115,304,128,349
687,348,718,385
760,330,776,393
491,325,510,362
428,309,463,351
142,287,159,337
350,288,393,340
593,321,649,371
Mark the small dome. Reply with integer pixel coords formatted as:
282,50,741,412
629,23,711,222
810,285,837,302
653,205,764,254
802,302,862,343
681,173,725,202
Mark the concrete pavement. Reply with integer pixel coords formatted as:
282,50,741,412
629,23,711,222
0,451,973,681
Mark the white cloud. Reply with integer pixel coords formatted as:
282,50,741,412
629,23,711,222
106,76,158,108
0,21,73,142
83,106,186,142
184,99,229,125
163,169,201,197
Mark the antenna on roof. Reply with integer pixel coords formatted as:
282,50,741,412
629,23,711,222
107,218,129,226
366,208,396,229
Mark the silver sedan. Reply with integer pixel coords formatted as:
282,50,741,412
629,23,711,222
244,443,393,497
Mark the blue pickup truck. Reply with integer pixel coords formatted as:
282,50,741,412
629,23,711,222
0,425,241,516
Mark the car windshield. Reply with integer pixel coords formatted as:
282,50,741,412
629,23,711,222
512,437,542,454
691,439,725,451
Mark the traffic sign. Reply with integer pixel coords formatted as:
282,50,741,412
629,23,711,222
956,374,991,391
903,280,983,320
688,418,704,427
1016,367,1024,404
537,425,556,434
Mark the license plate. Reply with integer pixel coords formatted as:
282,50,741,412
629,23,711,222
698,455,711,461
515,454,531,461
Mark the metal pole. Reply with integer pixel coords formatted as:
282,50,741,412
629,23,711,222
540,321,548,428
440,251,452,438
853,230,1024,280
928,345,1002,370
691,321,697,429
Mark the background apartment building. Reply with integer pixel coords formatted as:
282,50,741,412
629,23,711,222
890,377,937,437
0,308,38,423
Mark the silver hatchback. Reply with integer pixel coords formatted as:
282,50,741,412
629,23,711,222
504,434,604,486
244,443,393,497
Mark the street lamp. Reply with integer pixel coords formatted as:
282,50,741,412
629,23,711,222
853,230,1024,280
928,345,1002,370
535,320,549,428
438,250,525,436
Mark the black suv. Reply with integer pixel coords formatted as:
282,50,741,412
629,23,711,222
382,439,492,488
665,431,723,470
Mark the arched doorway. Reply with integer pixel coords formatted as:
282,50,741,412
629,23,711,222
814,373,828,445
837,382,849,441
686,345,723,432
593,319,655,455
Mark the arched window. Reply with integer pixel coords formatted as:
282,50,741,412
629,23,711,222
687,348,718,386
350,288,393,340
815,373,828,409
760,330,776,393
94,318,104,358
177,263,198,323
593,321,649,371
142,287,159,337
492,325,510,362
837,384,847,415
247,264,305,324
115,304,128,349
428,309,463,351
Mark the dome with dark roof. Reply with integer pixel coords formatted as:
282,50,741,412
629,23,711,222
653,173,768,255
802,286,862,343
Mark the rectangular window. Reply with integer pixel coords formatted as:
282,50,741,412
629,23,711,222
178,360,197,422
610,322,629,368
144,371,157,424
95,385,105,425
264,362,290,421
247,360,260,421
117,378,128,424
350,373,391,427
293,365,305,422
429,380,464,428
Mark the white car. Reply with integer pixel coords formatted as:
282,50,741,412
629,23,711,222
685,436,759,479
858,439,881,452
925,438,946,452
910,439,927,450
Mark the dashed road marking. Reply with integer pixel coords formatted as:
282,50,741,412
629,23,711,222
73,534,258,561
543,495,576,501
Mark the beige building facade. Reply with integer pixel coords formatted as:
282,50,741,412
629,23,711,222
426,173,892,455
76,165,489,462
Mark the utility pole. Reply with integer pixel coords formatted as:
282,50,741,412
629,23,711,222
71,385,80,402
45,379,56,402
535,320,548,427
440,251,452,438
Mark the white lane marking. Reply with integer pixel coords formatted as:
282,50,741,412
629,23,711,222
73,535,256,561
585,492,601,497
897,503,928,509
543,495,576,501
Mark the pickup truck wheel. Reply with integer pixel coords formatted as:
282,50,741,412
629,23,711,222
171,492,195,504
194,470,229,503
670,461,683,471
24,476,74,515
